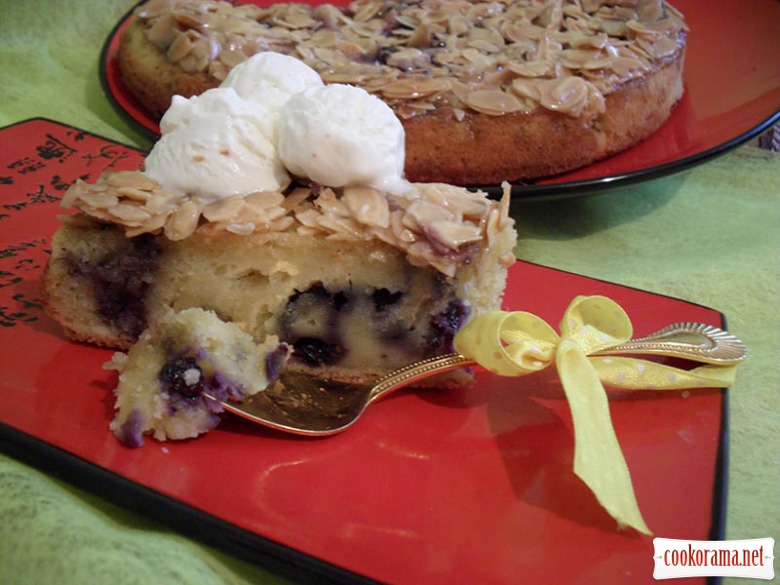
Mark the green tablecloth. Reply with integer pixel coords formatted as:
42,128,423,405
1,2,778,583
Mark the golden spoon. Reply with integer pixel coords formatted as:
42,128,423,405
204,322,745,436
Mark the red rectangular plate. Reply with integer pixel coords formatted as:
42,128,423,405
0,119,726,585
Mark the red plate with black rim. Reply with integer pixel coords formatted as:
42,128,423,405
100,0,780,200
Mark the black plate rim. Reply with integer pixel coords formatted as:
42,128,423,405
491,109,780,202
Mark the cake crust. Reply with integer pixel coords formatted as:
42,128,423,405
118,19,214,120
403,56,685,184
117,0,688,185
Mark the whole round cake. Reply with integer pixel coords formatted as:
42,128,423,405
118,0,688,185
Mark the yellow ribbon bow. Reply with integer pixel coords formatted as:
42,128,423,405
453,295,740,535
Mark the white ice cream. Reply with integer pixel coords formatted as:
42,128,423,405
221,52,323,131
144,88,287,203
145,53,409,201
278,84,409,194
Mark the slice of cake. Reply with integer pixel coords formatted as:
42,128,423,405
45,177,516,385
43,53,517,445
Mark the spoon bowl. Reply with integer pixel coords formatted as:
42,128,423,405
205,321,746,436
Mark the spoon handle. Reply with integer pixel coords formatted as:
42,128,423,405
368,353,475,402
592,322,746,365
371,323,746,400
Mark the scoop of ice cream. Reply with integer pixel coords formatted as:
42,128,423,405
144,88,288,203
278,84,409,193
220,52,323,130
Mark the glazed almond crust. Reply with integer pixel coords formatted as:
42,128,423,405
117,0,687,185
404,54,685,184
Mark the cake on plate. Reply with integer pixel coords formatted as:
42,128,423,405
117,0,688,185
43,53,518,445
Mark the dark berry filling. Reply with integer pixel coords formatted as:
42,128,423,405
115,408,145,448
65,231,160,340
293,337,344,367
372,288,403,312
158,352,244,413
280,284,347,366
279,282,469,366
425,300,470,354
159,355,203,398
206,371,243,405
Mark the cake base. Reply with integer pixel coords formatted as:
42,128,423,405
44,216,513,386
